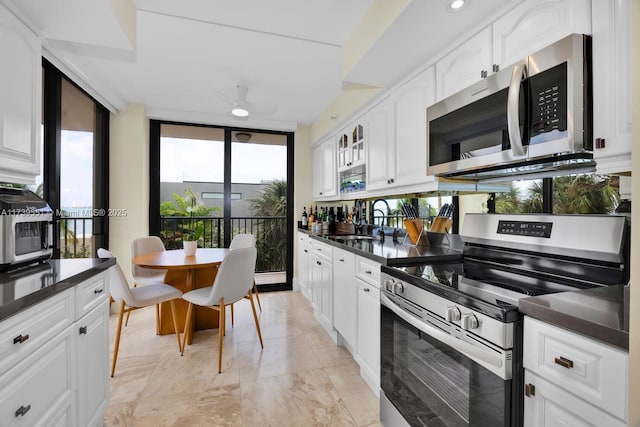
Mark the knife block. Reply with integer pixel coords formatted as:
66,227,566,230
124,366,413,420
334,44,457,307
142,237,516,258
403,219,429,246
430,217,453,234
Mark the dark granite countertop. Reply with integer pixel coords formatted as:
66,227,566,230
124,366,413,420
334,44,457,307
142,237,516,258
0,257,115,322
300,228,463,266
519,284,629,351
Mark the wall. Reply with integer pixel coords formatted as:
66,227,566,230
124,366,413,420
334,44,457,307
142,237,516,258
293,125,312,284
109,104,149,283
630,1,639,424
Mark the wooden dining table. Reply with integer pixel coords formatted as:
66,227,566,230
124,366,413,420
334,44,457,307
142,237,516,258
132,248,229,345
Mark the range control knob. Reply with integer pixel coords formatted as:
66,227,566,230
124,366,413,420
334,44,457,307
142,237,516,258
384,279,395,292
393,282,404,294
461,313,479,330
446,306,461,322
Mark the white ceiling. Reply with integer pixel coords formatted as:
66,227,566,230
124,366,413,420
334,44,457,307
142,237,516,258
4,0,518,131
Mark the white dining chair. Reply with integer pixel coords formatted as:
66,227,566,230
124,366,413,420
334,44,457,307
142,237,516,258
98,248,183,377
229,233,262,313
180,246,263,373
131,236,168,331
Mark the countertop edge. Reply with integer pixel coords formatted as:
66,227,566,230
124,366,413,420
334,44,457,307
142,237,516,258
519,295,629,351
0,258,116,323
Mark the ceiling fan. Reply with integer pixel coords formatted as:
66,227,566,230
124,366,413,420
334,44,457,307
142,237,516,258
213,84,278,120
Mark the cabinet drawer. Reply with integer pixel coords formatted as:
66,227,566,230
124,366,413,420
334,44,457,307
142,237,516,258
0,290,74,377
523,317,628,420
355,256,380,288
308,239,332,260
75,272,108,320
0,325,74,427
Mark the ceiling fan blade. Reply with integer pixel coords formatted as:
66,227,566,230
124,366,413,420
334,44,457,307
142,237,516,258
247,101,278,116
235,84,249,102
212,89,235,105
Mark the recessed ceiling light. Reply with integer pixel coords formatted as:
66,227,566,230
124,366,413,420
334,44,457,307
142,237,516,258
449,0,467,11
231,107,249,118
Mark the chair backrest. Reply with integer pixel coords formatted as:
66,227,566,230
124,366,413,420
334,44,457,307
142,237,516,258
206,246,257,306
98,248,135,305
131,236,166,278
229,233,256,250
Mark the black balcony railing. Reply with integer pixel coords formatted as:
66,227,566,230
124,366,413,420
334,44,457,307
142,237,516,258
58,216,94,258
160,216,286,273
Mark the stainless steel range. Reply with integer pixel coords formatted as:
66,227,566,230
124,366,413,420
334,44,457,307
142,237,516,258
379,214,628,427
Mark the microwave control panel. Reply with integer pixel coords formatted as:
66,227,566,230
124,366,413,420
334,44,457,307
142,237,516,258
496,220,552,238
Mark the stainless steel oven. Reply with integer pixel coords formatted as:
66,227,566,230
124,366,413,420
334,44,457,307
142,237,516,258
0,188,53,270
427,34,593,180
379,214,628,427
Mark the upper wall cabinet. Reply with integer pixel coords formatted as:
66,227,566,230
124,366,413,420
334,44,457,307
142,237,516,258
366,97,394,191
0,4,41,184
435,28,492,101
337,122,365,172
591,0,632,173
492,0,591,70
393,66,436,188
312,137,337,199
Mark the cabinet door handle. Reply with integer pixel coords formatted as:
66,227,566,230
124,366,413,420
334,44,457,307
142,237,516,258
304,249,308,253
365,270,372,274
524,383,535,397
554,356,574,369
317,261,321,266
595,137,606,149
15,404,31,417
339,259,344,262
94,288,104,294
13,334,29,344
79,326,88,335
364,288,370,292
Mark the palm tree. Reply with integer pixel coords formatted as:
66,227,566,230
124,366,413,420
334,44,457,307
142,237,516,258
250,180,287,272
495,184,522,213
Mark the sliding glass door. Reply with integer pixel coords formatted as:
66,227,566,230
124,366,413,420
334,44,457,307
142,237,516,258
151,121,293,291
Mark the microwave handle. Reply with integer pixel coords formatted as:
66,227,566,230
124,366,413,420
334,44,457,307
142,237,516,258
47,220,54,249
507,63,527,157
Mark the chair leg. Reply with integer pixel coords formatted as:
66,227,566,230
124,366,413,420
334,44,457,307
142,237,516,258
231,304,234,327
155,304,160,335
169,300,181,352
253,280,262,311
124,283,137,327
218,298,225,373
111,300,126,377
247,292,264,348
181,302,194,355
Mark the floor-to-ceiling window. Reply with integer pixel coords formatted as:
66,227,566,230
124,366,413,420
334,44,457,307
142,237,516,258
42,59,109,258
150,121,294,291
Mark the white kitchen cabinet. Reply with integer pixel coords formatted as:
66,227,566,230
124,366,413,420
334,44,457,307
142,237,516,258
356,281,380,395
492,0,591,70
393,66,436,188
0,324,75,427
297,232,311,301
523,316,628,425
337,121,365,172
308,239,333,332
0,3,41,184
312,137,337,199
591,0,632,173
76,300,110,427
435,27,492,100
524,370,626,427
366,96,394,191
332,248,356,347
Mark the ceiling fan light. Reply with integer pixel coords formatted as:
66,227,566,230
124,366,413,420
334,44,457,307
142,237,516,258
231,107,249,117
449,0,467,11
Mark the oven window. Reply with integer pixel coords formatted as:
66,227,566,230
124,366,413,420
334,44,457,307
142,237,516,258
381,305,510,427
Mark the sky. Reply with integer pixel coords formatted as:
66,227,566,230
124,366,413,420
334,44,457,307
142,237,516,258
43,134,287,208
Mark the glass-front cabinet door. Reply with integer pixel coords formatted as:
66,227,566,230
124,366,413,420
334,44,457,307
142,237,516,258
351,123,365,167
337,132,350,171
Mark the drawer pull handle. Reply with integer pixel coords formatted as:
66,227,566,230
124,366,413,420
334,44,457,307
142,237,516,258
94,288,104,294
554,356,574,369
13,334,29,344
339,259,344,262
79,326,87,335
365,270,372,274
317,261,321,266
364,288,370,292
525,383,535,397
15,404,31,417
304,249,308,253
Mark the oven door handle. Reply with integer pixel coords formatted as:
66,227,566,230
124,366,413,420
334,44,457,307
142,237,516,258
381,293,503,370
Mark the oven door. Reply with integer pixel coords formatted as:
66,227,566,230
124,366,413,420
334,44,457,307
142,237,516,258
380,293,513,427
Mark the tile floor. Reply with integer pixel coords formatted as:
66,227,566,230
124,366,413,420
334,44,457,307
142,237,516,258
104,291,381,426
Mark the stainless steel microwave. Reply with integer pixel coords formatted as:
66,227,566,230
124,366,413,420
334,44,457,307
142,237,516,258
427,34,594,180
